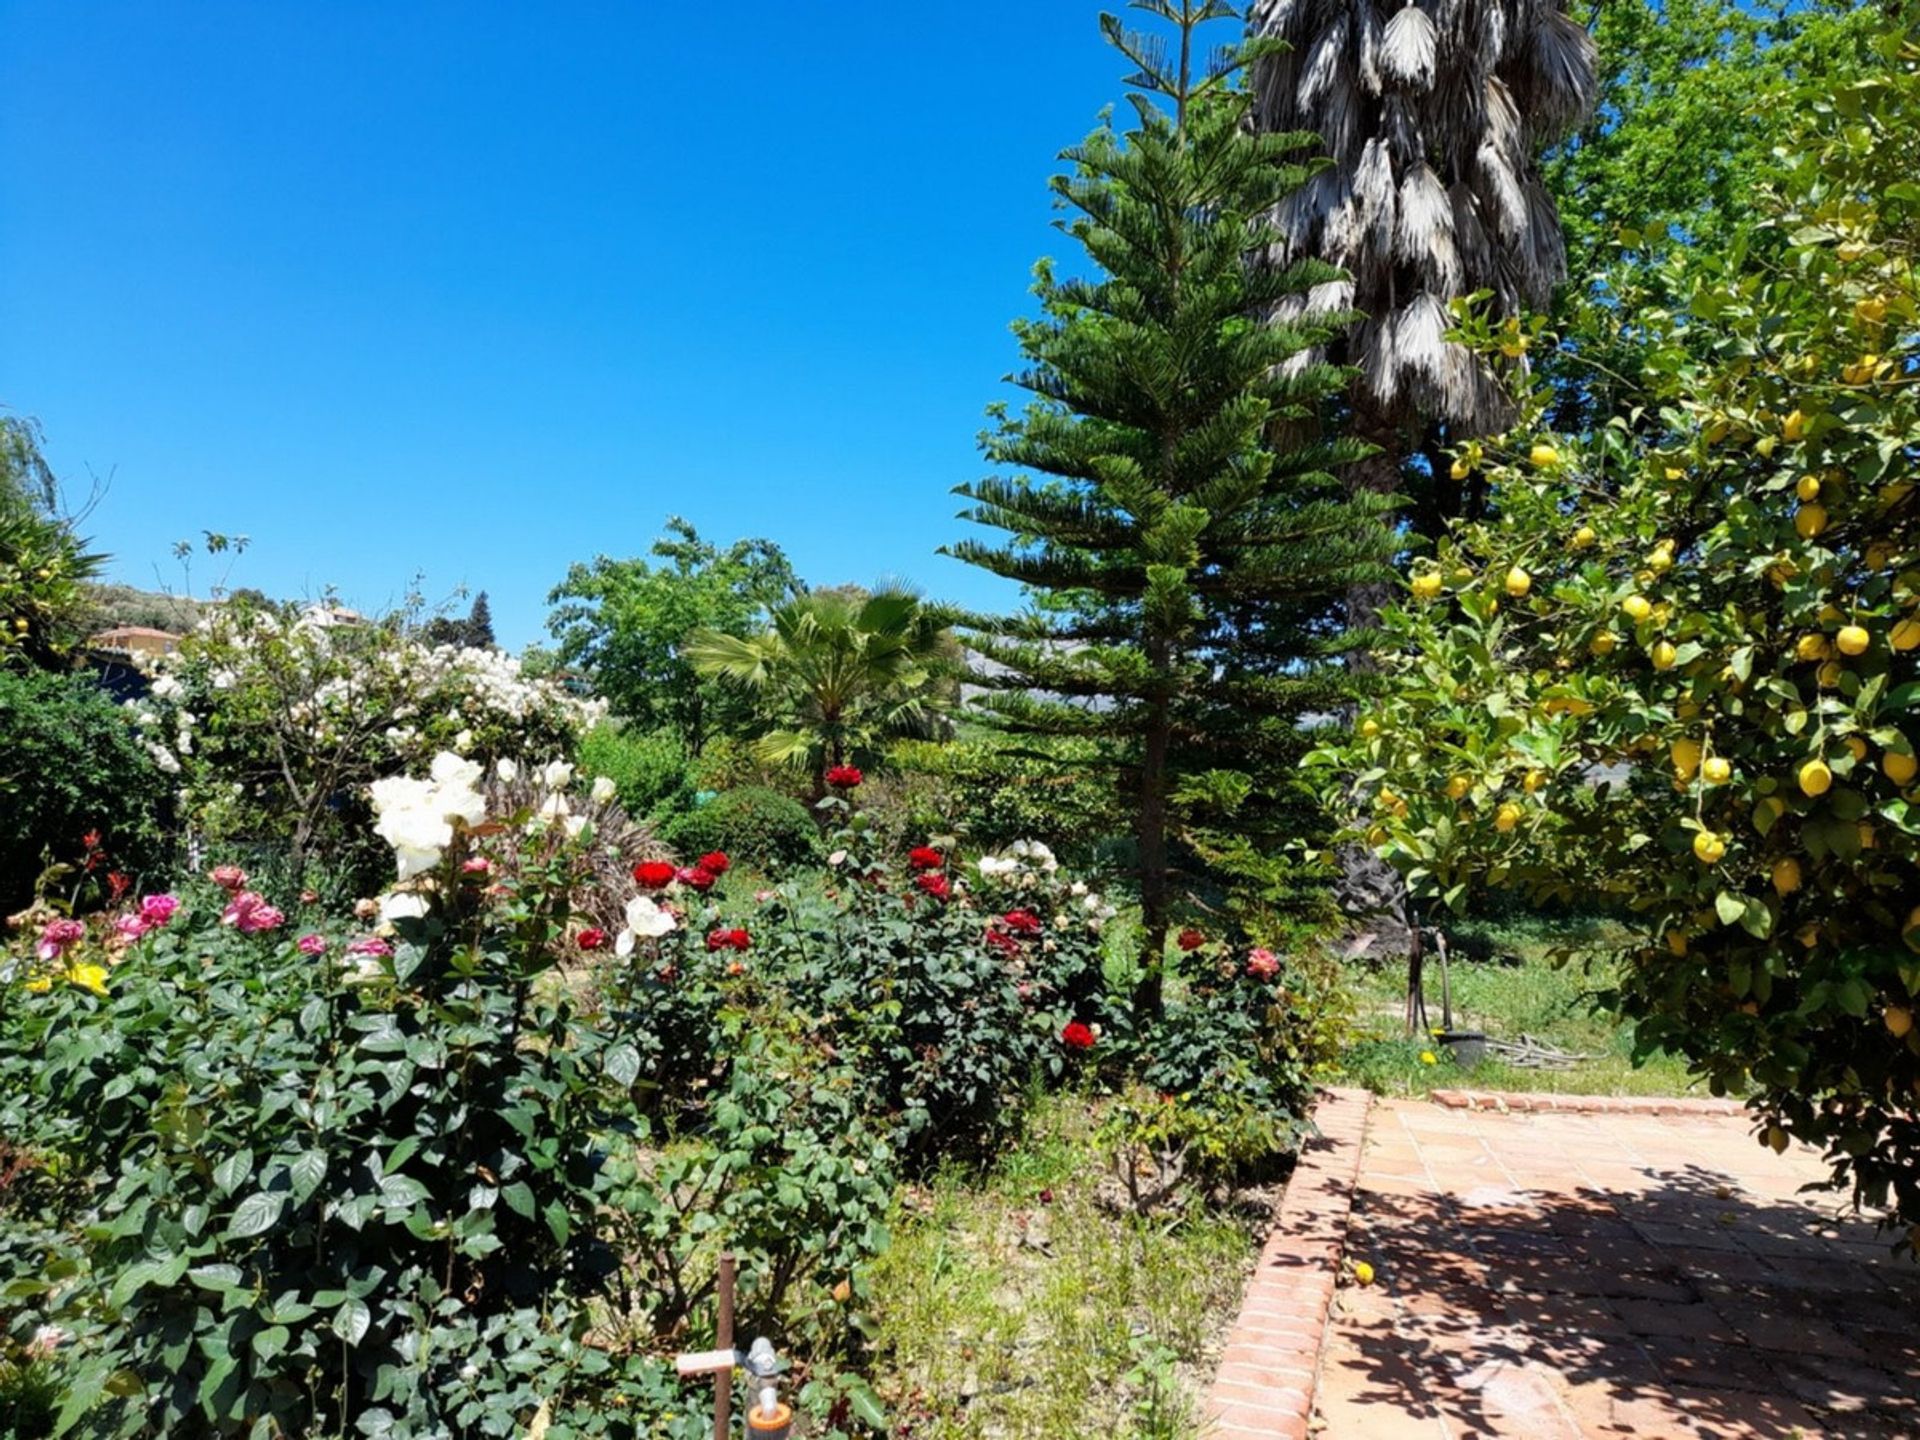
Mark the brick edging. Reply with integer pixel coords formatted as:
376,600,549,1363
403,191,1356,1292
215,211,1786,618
1201,1086,1373,1440
1428,1087,1747,1117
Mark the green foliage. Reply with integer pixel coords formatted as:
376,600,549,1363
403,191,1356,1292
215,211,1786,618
1,417,107,672
576,724,696,822
419,591,496,651
877,734,1128,864
659,787,821,872
81,585,202,637
1325,23,1920,1235
547,518,799,752
0,669,171,911
688,588,955,793
947,4,1395,994
0,865,694,1435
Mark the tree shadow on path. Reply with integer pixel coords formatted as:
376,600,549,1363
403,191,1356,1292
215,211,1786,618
1325,1165,1920,1439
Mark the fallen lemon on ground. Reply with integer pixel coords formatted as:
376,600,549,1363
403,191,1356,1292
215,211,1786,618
1352,1261,1376,1285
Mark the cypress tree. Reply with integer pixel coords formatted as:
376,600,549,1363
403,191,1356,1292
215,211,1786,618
464,591,496,650
945,0,1397,1008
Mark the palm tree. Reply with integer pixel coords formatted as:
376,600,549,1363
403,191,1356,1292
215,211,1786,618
687,587,953,792
1251,0,1598,529
1250,0,1597,957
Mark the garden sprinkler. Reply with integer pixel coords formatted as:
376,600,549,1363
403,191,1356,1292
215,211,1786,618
743,1336,792,1439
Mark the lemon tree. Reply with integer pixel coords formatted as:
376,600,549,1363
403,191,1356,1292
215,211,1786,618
1317,33,1920,1236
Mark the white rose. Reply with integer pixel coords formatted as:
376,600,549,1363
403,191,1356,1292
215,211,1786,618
379,892,430,922
590,775,617,804
623,896,677,939
496,758,519,783
541,759,574,790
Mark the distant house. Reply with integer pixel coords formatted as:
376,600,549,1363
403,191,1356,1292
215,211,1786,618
88,625,182,659
299,603,366,629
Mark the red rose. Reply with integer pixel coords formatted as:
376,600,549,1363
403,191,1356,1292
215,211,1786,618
1061,1021,1096,1051
915,871,952,901
698,851,732,876
705,927,751,952
632,860,676,889
985,926,1021,957
679,866,718,892
825,764,864,789
1002,909,1043,936
1177,928,1206,952
577,927,608,951
908,846,944,871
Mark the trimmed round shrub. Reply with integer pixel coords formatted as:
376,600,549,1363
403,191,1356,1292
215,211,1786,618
660,786,819,871
0,669,170,908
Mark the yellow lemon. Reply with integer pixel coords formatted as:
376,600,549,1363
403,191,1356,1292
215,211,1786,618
1671,738,1703,778
1795,504,1828,539
1771,857,1802,895
1799,758,1833,797
1836,624,1870,656
1816,660,1843,688
1444,775,1471,800
1702,757,1731,786
1796,474,1821,503
1622,595,1652,622
1765,1125,1790,1155
1845,735,1868,762
1571,525,1595,550
1449,457,1471,481
1530,442,1561,469
1664,466,1685,481
1651,640,1678,670
1648,544,1674,575
1494,802,1523,833
1352,1260,1376,1285
1377,787,1400,811
1591,631,1617,655
1888,1007,1915,1040
1794,633,1830,663
1523,769,1547,794
1857,296,1888,324
1505,565,1532,598
1866,543,1893,571
1410,571,1443,601
1884,751,1917,787
1692,830,1727,864
1782,409,1805,442
1891,617,1920,652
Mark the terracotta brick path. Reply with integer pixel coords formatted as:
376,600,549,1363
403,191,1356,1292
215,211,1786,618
1316,1097,1920,1439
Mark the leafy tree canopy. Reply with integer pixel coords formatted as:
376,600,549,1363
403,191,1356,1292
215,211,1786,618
546,518,799,751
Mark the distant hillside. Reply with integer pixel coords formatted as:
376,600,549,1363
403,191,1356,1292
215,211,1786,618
85,583,204,635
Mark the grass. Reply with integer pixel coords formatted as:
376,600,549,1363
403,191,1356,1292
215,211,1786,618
1330,911,1727,1100
866,1092,1259,1440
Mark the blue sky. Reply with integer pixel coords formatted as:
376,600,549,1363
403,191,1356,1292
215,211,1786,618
0,1,1135,648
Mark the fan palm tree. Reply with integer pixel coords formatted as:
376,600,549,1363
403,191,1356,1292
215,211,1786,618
687,587,953,792
1251,0,1598,527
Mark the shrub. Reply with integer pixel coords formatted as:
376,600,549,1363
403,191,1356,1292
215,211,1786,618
131,599,601,888
660,786,820,871
0,669,170,910
882,736,1129,866
576,724,695,821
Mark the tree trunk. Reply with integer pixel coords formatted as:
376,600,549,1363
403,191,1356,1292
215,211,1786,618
1135,694,1173,1018
1336,403,1414,961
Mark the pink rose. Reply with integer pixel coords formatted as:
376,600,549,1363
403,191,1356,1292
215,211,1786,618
461,857,492,875
345,936,393,958
36,918,86,962
221,892,285,934
138,893,180,927
1246,947,1280,981
297,933,329,955
210,864,248,892
113,915,151,942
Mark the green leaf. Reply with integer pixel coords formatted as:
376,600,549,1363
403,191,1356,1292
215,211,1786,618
251,1325,290,1362
1714,891,1746,927
288,1150,327,1204
844,1377,888,1430
501,1182,536,1219
226,1191,285,1240
543,1201,571,1248
604,1043,641,1088
212,1147,254,1197
332,1298,371,1347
